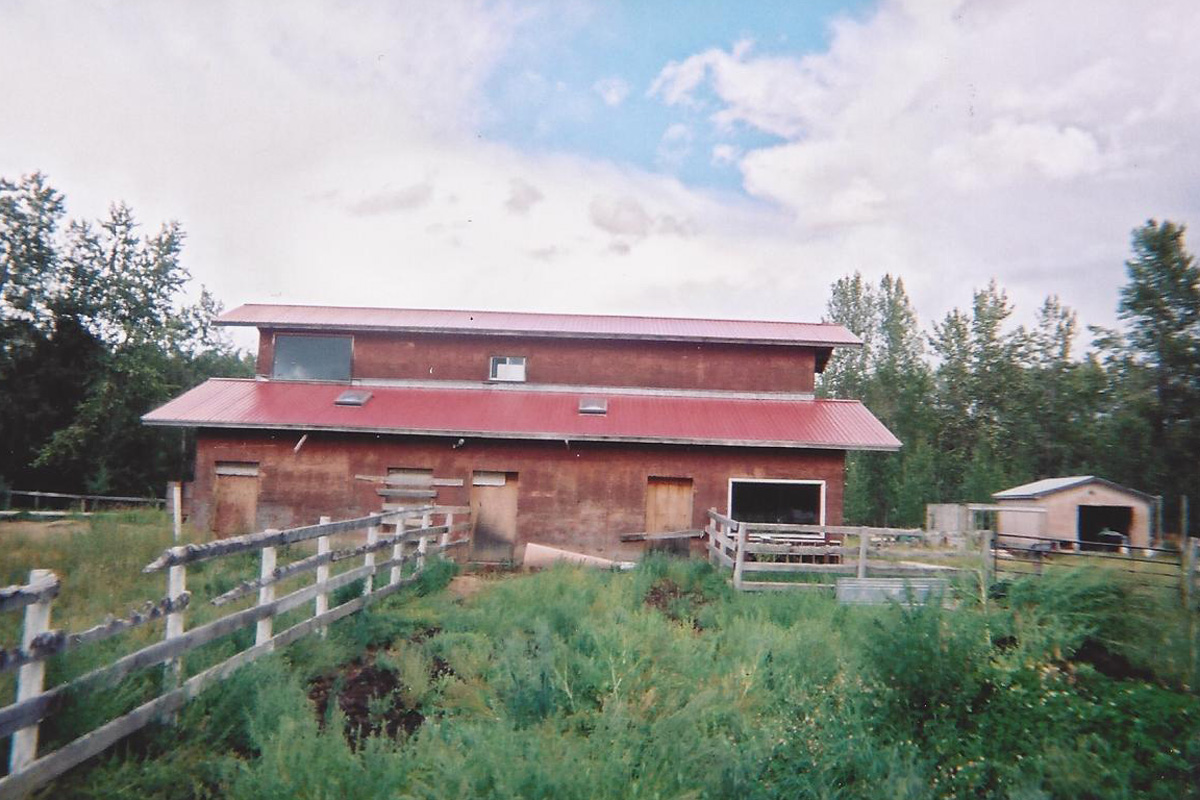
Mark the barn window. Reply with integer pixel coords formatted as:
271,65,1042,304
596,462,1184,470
728,479,824,525
489,356,526,382
273,335,352,381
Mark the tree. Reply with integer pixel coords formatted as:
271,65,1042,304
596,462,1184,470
1109,220,1200,532
0,173,250,496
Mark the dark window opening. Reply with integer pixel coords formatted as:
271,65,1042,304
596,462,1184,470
273,335,352,381
1078,505,1132,551
730,481,822,525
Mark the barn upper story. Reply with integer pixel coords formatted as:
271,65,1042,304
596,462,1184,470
219,304,861,395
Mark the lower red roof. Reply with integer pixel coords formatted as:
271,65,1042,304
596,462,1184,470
143,379,901,451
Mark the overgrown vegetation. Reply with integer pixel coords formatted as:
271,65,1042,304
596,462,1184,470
821,220,1200,531
6,516,1196,799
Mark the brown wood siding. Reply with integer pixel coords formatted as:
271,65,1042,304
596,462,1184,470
255,329,817,392
191,430,845,561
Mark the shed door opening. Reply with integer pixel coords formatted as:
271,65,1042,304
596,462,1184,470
470,471,518,562
645,477,694,555
1078,505,1132,551
729,480,824,525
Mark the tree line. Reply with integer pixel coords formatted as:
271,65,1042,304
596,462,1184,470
0,173,251,499
820,220,1200,534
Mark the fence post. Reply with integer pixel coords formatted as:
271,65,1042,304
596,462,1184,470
171,481,183,543
255,534,278,648
163,561,188,696
1184,535,1196,611
364,525,379,596
10,570,55,774
390,517,406,586
857,527,869,579
981,530,994,588
315,516,331,635
439,511,451,551
732,521,746,591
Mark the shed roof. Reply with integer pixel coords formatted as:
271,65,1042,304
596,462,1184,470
217,304,862,348
143,378,901,451
993,476,1155,502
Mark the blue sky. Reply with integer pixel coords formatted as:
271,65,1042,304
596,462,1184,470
483,1,872,191
1,0,1198,341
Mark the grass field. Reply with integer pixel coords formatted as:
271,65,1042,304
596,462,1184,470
3,513,1199,799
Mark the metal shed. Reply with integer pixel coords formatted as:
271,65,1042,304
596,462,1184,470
993,476,1156,550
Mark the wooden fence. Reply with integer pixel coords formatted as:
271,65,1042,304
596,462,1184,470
0,505,469,798
706,510,965,592
1,490,166,516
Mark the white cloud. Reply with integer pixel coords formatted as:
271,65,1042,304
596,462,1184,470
655,123,693,168
1,0,1197,342
650,0,1200,330
593,77,630,107
506,179,544,214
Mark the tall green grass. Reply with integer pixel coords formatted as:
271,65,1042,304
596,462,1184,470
4,519,1198,799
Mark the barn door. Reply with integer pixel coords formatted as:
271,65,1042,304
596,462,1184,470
470,471,519,562
213,462,259,537
645,477,694,555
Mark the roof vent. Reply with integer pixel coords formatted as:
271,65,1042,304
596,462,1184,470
578,397,608,415
335,389,373,407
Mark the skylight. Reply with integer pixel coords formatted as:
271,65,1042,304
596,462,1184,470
334,389,373,407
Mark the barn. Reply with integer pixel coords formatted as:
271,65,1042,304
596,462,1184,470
993,476,1156,550
144,304,900,562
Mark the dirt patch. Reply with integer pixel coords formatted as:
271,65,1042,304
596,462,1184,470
643,577,709,626
448,574,485,599
309,656,423,745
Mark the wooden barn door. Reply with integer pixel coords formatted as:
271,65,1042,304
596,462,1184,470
645,477,694,555
212,462,260,537
470,472,519,562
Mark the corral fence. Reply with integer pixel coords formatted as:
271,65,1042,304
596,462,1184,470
706,510,968,595
1,490,166,516
988,530,1200,607
0,505,469,798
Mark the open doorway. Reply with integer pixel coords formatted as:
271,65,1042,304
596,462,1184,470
1077,505,1132,551
728,479,824,525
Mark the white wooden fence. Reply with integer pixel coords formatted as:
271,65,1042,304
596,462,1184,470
706,510,965,592
0,505,468,798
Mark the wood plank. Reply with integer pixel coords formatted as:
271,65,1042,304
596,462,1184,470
619,529,704,542
376,488,438,499
738,580,835,592
740,562,857,574
0,575,60,614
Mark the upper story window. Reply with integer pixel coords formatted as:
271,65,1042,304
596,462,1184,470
489,355,526,382
273,334,352,381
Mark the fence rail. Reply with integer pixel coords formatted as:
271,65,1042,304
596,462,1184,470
0,506,469,798
706,510,966,593
1,490,166,513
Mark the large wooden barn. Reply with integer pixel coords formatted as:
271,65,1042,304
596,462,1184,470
144,304,900,562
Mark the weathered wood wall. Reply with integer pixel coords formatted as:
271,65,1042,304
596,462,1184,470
192,431,847,561
256,330,820,393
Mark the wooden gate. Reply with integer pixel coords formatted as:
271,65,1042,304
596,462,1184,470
470,472,518,562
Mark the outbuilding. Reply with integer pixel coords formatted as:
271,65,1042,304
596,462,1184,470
993,476,1156,550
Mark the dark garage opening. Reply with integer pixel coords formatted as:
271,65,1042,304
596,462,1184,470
1078,505,1132,551
730,481,822,525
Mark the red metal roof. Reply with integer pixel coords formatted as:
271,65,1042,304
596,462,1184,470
217,304,861,347
144,379,901,451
